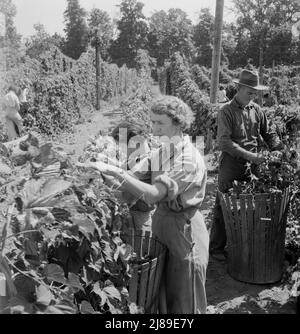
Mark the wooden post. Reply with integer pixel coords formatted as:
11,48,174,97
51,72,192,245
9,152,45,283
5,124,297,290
210,0,224,104
0,12,6,91
258,34,264,106
271,59,276,85
95,43,101,111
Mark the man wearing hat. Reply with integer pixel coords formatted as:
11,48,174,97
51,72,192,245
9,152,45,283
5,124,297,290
209,69,283,261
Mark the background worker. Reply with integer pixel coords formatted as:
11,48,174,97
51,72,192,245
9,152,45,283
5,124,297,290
1,85,23,141
209,69,283,261
18,81,30,118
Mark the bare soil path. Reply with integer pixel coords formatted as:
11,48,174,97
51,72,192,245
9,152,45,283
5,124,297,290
52,101,123,161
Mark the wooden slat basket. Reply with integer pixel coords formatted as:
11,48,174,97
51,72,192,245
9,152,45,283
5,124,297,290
219,188,290,284
122,230,167,314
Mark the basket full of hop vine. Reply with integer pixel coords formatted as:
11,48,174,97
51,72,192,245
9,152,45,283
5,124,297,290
219,149,299,284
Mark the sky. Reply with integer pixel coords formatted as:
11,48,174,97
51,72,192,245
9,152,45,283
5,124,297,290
14,0,235,38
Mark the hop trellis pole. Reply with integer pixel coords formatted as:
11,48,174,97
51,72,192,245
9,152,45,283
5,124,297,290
96,43,101,111
210,0,224,104
207,0,224,153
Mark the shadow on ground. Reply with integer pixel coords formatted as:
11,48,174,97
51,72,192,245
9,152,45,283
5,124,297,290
206,257,296,314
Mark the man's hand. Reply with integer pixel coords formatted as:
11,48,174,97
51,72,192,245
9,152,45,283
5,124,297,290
252,153,266,165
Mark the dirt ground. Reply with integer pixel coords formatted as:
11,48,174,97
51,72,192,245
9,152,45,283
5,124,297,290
0,98,297,314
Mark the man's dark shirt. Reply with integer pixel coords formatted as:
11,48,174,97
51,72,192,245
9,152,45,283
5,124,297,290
217,95,269,162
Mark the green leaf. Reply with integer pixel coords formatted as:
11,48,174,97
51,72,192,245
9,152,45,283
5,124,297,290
53,299,77,314
103,284,122,302
100,239,114,263
77,238,91,261
23,238,39,257
35,284,53,306
53,194,82,211
72,214,96,240
66,273,83,291
41,305,64,314
44,264,65,284
80,301,95,314
105,298,118,314
92,282,107,307
40,227,60,240
13,275,36,303
19,178,72,209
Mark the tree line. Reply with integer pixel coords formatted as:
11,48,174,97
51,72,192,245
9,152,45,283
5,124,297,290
1,0,300,72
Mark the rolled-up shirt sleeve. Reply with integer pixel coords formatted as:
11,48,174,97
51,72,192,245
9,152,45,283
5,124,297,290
217,107,255,161
154,174,179,201
153,150,206,206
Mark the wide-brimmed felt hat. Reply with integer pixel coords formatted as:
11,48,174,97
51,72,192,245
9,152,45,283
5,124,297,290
233,69,269,91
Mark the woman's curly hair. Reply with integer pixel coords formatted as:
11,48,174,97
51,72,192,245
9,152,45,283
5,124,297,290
150,95,194,132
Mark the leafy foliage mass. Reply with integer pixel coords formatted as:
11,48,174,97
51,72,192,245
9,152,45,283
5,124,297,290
2,47,139,136
158,52,218,151
0,134,147,314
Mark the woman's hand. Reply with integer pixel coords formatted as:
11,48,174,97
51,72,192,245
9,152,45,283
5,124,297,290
76,161,125,189
96,153,120,167
102,174,123,189
76,160,120,176
252,152,266,165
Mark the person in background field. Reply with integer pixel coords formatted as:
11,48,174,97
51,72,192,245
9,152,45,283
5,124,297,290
209,69,284,261
218,85,229,103
78,96,209,314
18,81,30,118
1,85,23,141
